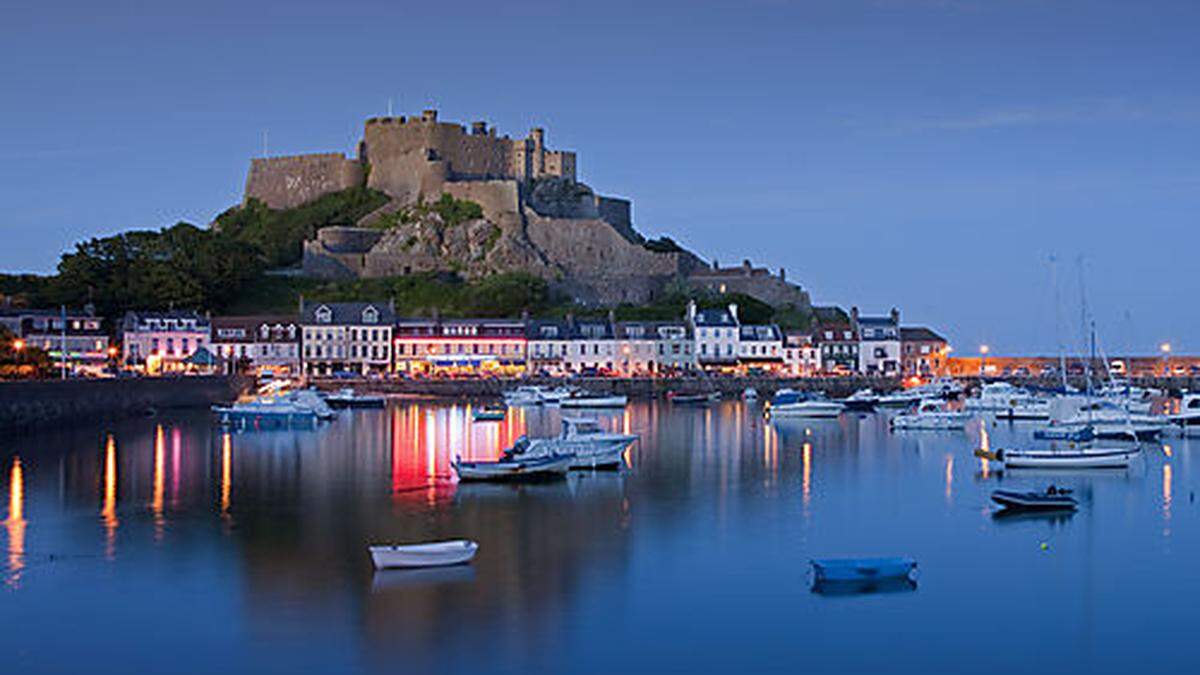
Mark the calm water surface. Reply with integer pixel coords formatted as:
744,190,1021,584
0,400,1195,674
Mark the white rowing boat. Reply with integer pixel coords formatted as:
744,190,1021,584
368,540,479,569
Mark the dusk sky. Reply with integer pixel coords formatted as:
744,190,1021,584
2,0,1196,354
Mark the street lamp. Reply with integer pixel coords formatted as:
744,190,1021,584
979,344,989,378
1161,342,1172,377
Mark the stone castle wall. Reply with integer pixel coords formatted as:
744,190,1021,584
244,153,363,210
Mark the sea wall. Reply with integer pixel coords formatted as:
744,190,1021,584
0,376,250,432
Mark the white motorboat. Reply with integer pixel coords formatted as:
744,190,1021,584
285,389,337,420
911,377,965,400
668,391,721,405
875,389,923,409
964,382,1038,413
1169,392,1200,438
839,388,878,411
368,540,479,569
765,389,844,418
994,397,1052,421
889,399,969,431
506,417,638,469
560,394,628,408
325,387,386,409
213,398,318,427
978,445,1140,469
452,452,575,481
503,385,548,406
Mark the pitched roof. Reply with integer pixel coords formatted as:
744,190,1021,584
694,308,737,327
739,324,782,341
300,301,394,326
900,326,947,342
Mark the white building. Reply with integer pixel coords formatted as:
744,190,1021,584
688,301,740,371
737,324,784,373
855,307,902,376
210,315,300,375
300,301,394,376
563,318,617,374
783,331,821,376
614,321,696,375
526,319,572,376
121,310,211,373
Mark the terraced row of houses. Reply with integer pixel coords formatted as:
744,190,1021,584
3,301,947,378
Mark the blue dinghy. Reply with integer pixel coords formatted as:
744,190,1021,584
810,557,917,583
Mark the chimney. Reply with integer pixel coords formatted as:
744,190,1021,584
686,299,697,324
520,309,530,322
890,307,900,325
728,303,739,325
607,309,616,325
850,306,859,329
779,267,786,282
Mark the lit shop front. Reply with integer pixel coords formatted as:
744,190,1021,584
394,320,528,377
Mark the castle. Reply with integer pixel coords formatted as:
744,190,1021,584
242,110,810,309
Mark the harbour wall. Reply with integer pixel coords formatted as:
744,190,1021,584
0,376,251,432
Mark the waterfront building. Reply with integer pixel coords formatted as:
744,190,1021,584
300,301,394,376
210,315,300,376
525,319,572,376
614,321,696,376
122,310,211,374
394,317,527,376
688,301,740,372
855,307,901,376
900,326,950,377
737,324,785,373
783,331,821,376
563,318,618,374
814,321,859,375
0,306,110,375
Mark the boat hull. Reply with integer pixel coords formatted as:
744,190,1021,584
560,396,628,408
768,403,844,418
811,557,917,583
998,447,1139,469
369,540,479,569
453,454,574,481
991,490,1078,511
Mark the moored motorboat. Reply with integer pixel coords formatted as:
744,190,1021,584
991,486,1077,511
810,557,918,583
766,389,844,419
889,399,968,431
452,452,575,481
839,388,878,412
560,394,628,408
324,387,386,409
874,389,923,409
668,391,721,405
212,398,318,428
505,417,638,469
368,540,479,569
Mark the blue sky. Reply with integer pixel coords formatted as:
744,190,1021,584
1,0,1196,354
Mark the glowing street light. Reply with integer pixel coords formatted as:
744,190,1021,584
979,344,989,378
1161,342,1172,377
12,339,25,352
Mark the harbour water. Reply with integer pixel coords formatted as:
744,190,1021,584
0,400,1196,674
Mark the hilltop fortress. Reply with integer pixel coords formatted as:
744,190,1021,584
242,110,810,309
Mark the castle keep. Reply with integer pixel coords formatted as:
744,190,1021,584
240,110,810,310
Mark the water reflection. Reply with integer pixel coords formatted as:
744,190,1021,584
1,400,1198,674
5,457,25,587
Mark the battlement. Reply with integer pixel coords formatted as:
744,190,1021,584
244,152,363,210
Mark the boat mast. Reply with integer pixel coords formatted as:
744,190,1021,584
1050,255,1068,392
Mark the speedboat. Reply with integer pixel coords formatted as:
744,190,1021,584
452,452,575,481
668,391,721,405
994,397,1052,421
875,389,923,409
914,377,965,400
560,394,628,408
766,389,844,419
964,381,1038,414
368,540,479,569
212,398,318,428
503,385,548,406
839,388,878,412
504,417,638,469
1169,392,1200,438
324,387,386,409
889,399,969,431
991,486,1077,511
976,444,1140,469
284,389,337,420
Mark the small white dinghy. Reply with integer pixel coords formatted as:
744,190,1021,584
369,540,479,569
